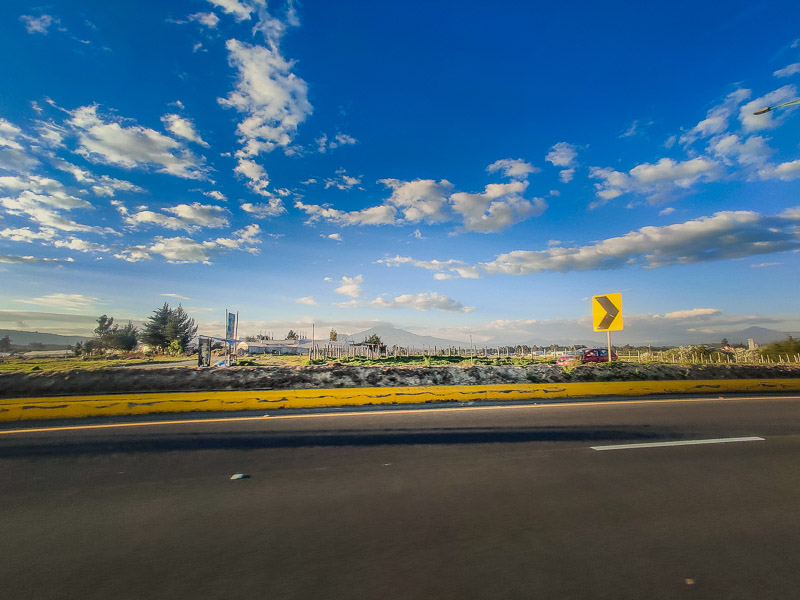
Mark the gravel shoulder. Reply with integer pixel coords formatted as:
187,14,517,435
2,362,800,399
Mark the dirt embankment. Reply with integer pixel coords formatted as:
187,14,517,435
2,362,800,399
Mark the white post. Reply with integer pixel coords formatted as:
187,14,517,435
607,330,612,362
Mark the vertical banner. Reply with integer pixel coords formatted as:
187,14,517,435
226,311,236,341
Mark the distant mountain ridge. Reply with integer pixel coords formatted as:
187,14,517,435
0,329,91,346
344,325,797,348
345,325,468,348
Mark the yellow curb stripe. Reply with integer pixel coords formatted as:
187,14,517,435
1,379,799,422
1,379,800,423
2,393,800,436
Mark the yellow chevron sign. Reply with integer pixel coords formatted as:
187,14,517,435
592,293,623,331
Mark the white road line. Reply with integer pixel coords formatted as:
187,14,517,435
591,436,765,451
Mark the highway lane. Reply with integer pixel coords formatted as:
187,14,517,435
1,395,800,599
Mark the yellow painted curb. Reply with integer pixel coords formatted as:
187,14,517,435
1,378,800,422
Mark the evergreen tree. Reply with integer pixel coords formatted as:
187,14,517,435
0,334,11,351
364,334,382,346
141,303,171,350
286,330,298,340
141,303,196,352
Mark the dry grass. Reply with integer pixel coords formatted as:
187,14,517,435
0,355,183,373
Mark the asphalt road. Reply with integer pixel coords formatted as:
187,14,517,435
2,395,800,599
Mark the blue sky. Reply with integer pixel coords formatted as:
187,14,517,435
1,0,799,344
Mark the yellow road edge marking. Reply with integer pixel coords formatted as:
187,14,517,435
2,392,800,436
1,379,800,424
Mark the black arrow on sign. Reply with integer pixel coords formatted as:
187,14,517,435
596,296,619,330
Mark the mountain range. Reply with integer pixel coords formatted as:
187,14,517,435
345,325,797,349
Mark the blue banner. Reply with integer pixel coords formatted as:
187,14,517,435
226,312,236,340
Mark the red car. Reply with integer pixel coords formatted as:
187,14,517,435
556,347,618,365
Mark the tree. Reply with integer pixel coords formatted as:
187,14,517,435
94,315,116,339
0,334,11,351
329,329,338,341
88,315,138,352
286,330,298,340
141,303,196,353
720,338,730,347
113,321,139,351
364,334,382,346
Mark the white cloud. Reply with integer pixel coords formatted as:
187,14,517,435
0,118,27,151
50,159,144,198
664,308,721,319
680,89,751,146
0,176,87,208
316,132,358,152
371,292,475,313
188,12,220,27
0,227,56,243
218,38,312,157
0,179,118,235
295,200,396,226
162,293,191,300
21,293,100,311
559,168,575,183
774,63,800,78
545,142,577,167
324,168,361,190
377,255,480,279
125,202,228,231
241,200,285,218
759,159,800,181
333,299,362,308
333,275,364,298
709,134,774,168
91,176,145,197
297,296,316,305
20,15,59,34
203,190,227,201
390,209,800,278
207,0,254,21
296,176,546,233
115,224,261,264
619,119,652,138
480,210,800,274
450,180,547,232
68,105,207,179
161,114,209,147
659,207,675,216
380,178,453,223
53,237,110,253
740,85,798,132
334,133,357,146
234,157,273,197
751,262,782,268
325,233,342,241
590,157,722,205
486,158,538,180
0,254,73,264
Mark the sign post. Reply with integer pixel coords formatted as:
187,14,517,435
592,293,623,362
225,310,237,366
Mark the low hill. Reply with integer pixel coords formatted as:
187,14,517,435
0,329,91,347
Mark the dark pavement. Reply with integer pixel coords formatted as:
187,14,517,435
2,395,800,599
